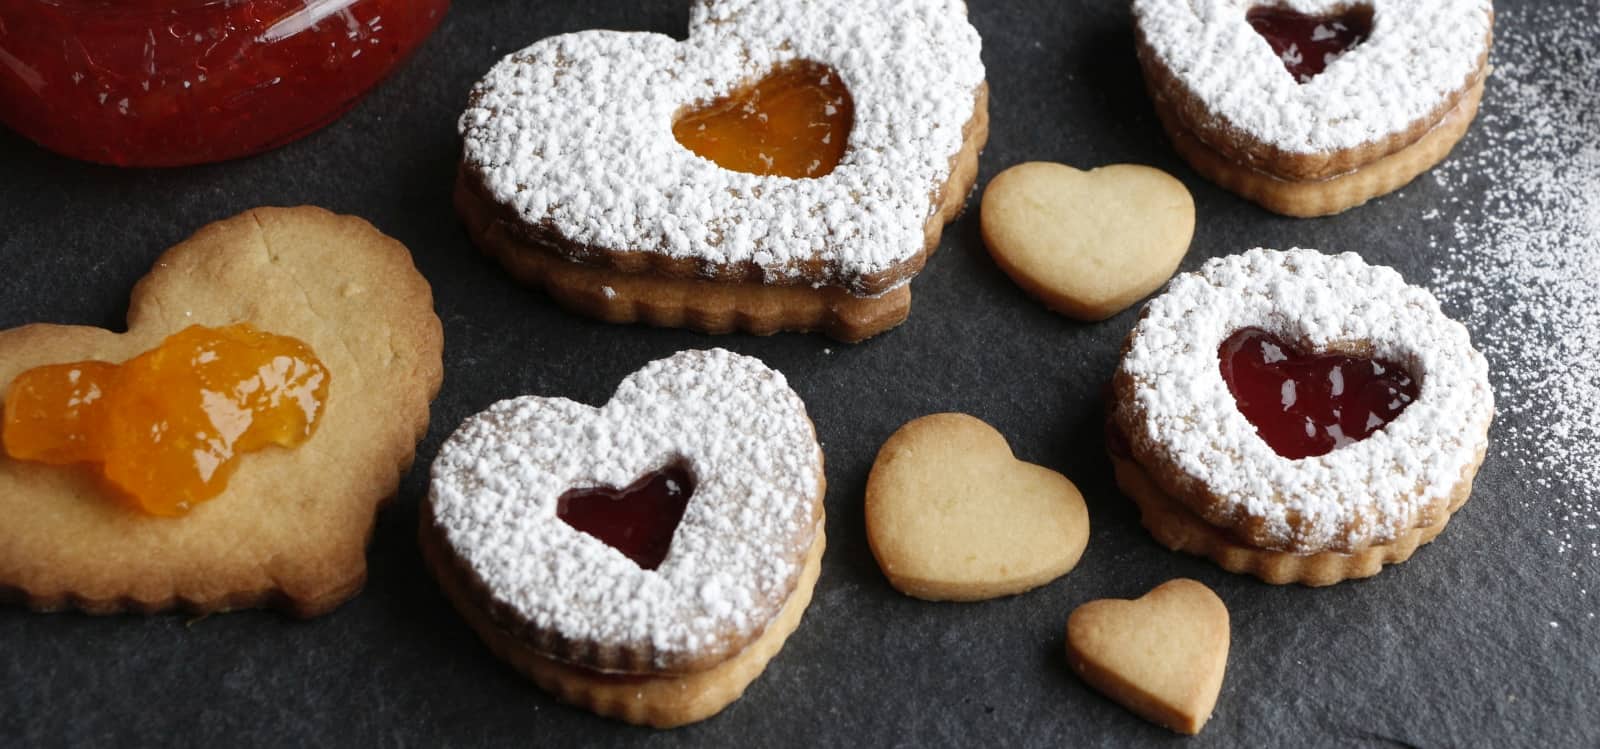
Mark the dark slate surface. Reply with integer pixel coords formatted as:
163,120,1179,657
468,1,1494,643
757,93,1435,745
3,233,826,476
1,1,1594,746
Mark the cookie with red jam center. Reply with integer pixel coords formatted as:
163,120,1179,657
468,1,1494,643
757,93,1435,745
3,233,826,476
423,349,825,727
1132,0,1494,216
1110,249,1493,585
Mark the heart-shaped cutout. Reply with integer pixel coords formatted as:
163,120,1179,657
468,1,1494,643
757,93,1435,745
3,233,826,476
0,207,443,617
1219,327,1417,459
673,60,854,179
1247,5,1373,84
427,349,824,674
1067,579,1231,735
981,163,1195,321
865,413,1089,601
557,462,695,570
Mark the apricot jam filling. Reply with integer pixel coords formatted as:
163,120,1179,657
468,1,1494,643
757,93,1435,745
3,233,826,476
673,60,854,179
2,324,329,516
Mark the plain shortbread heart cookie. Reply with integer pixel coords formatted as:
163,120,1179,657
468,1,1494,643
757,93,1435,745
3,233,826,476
865,413,1089,601
981,162,1194,321
1066,578,1230,735
0,207,444,617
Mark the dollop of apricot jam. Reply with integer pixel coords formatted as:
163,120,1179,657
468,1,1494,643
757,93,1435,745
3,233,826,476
2,324,329,516
673,60,854,179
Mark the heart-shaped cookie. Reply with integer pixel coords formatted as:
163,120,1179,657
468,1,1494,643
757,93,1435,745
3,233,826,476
980,162,1194,321
457,0,988,341
1066,579,1230,735
0,207,444,617
425,349,825,675
865,413,1089,601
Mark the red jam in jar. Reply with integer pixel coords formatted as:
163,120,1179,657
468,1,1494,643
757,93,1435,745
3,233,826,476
0,0,448,167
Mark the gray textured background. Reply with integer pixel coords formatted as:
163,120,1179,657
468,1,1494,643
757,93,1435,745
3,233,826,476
1,1,1594,746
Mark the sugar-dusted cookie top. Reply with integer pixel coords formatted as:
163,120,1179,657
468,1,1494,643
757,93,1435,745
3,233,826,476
1133,0,1492,154
1115,249,1493,553
0,207,444,617
427,349,825,674
459,0,986,296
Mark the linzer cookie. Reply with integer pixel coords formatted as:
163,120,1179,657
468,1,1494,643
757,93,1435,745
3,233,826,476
1110,249,1493,585
1132,0,1493,217
423,349,825,727
0,207,444,616
457,0,988,342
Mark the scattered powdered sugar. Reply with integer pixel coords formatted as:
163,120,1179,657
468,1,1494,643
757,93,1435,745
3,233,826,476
1118,249,1494,553
459,0,985,295
1132,0,1491,154
428,349,822,667
1427,2,1600,558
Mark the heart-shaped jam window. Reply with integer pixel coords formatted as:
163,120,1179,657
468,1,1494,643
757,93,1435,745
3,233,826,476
556,463,696,570
1219,328,1417,460
673,60,854,179
1247,5,1373,84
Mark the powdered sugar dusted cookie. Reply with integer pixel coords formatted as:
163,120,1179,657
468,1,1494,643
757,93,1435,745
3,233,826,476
458,0,988,341
1133,0,1493,216
1111,249,1492,582
424,349,825,726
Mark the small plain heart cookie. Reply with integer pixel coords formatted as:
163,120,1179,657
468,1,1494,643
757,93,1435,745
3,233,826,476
980,162,1195,321
1066,579,1230,735
424,349,825,727
0,207,444,617
458,0,989,341
1133,0,1493,216
865,413,1089,601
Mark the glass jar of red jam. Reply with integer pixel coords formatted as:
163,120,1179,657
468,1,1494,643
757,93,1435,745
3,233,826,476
0,0,447,167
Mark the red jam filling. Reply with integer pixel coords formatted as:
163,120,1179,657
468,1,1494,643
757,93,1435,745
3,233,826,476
556,464,695,570
1219,328,1417,460
673,60,854,179
0,0,448,167
1246,6,1373,83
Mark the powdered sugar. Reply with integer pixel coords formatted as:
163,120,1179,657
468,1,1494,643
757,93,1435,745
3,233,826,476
459,0,985,296
1118,249,1493,553
427,349,822,668
1428,2,1600,558
1133,0,1492,154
